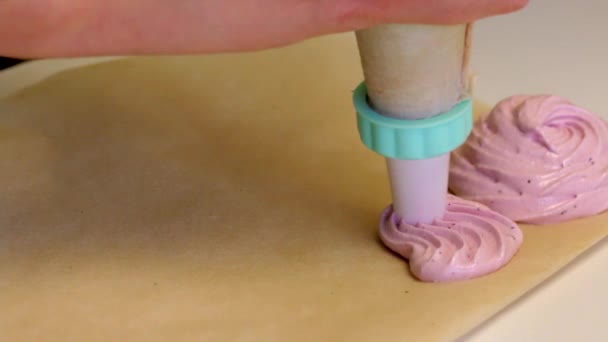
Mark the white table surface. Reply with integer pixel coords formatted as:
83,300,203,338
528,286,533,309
1,1,607,341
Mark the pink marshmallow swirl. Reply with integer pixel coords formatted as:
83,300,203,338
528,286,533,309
450,95,608,224
379,195,523,282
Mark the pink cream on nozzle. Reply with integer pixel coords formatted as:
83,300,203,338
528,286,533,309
450,95,608,224
380,195,523,282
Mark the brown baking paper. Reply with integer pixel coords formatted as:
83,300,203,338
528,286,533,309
2,34,607,341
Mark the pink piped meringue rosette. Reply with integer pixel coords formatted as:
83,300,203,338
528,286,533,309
450,95,608,224
380,95,608,282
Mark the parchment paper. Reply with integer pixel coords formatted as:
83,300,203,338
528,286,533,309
2,34,607,342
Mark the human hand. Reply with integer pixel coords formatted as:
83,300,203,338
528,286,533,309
1,0,527,58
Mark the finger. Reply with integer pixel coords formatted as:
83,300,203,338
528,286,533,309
0,0,528,58
332,0,529,29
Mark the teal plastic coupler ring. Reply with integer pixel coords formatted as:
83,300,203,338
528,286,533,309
353,82,473,160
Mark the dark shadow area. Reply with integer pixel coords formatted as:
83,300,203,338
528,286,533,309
0,57,26,70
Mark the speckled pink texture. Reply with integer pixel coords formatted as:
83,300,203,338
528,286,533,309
379,195,523,282
450,95,608,224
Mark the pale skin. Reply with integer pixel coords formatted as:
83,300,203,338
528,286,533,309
1,0,527,58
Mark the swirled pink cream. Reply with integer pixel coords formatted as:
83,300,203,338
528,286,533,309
450,95,608,224
379,195,522,282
